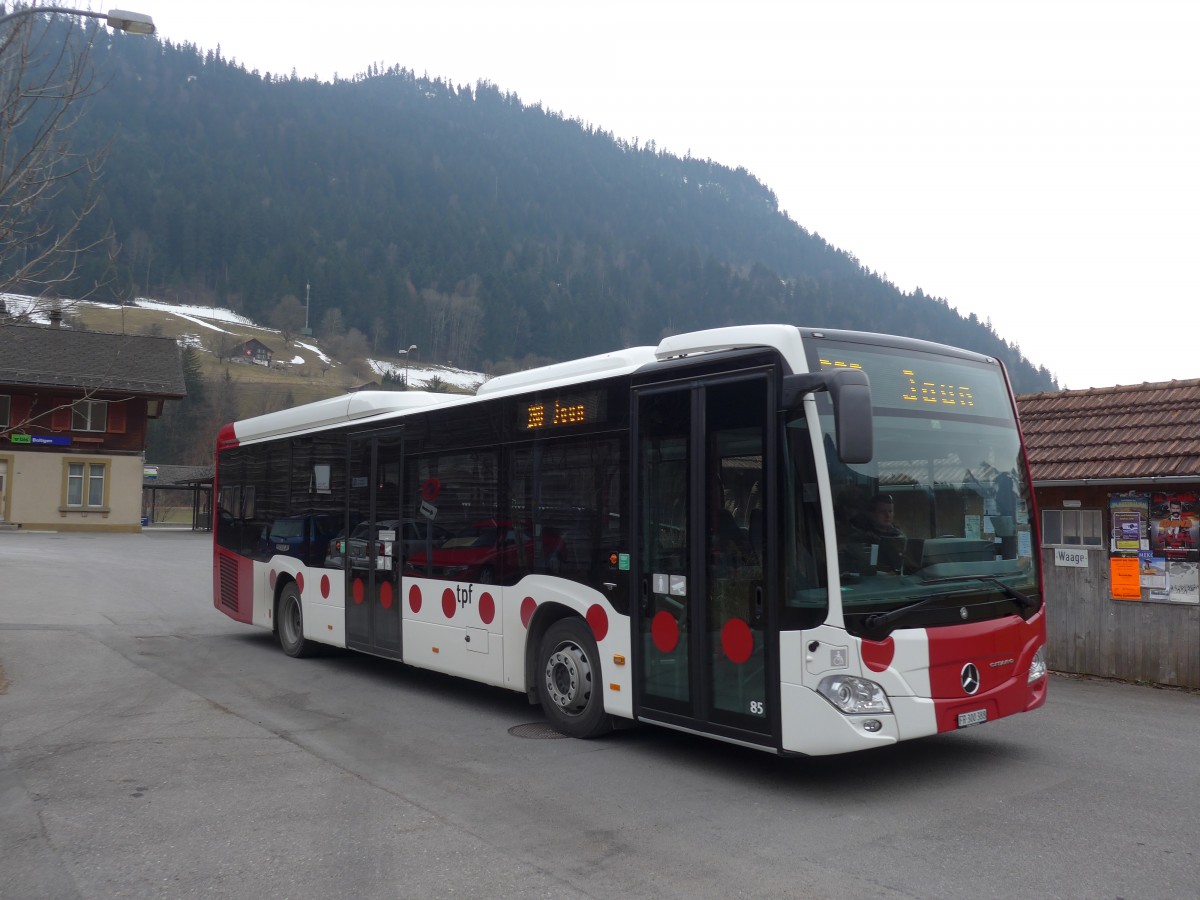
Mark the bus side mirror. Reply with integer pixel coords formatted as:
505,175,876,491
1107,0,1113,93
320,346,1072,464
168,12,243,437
783,370,874,464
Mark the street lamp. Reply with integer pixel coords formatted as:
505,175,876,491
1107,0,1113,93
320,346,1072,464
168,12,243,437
399,344,417,389
0,7,156,33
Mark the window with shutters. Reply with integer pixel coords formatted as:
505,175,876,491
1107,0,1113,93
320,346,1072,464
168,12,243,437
72,400,108,432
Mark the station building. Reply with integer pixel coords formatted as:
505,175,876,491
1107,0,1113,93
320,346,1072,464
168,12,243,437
0,322,185,532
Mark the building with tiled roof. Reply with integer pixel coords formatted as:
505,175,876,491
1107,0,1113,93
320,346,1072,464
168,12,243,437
1018,379,1200,484
0,323,185,531
1015,380,1199,689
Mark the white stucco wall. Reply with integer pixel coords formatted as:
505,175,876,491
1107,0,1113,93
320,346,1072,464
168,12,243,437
5,451,144,531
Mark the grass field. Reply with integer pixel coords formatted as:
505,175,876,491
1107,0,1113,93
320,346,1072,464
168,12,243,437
64,299,482,422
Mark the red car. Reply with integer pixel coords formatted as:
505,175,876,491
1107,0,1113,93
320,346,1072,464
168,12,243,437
404,519,565,583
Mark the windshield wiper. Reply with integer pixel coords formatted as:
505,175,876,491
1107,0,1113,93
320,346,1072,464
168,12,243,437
862,593,952,630
862,576,1037,631
920,575,1038,611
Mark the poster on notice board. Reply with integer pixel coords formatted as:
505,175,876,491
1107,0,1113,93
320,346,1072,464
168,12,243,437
1110,557,1142,600
1108,493,1149,553
1150,492,1199,561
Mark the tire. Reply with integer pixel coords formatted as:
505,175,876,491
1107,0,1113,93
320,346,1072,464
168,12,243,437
277,582,316,658
537,617,611,739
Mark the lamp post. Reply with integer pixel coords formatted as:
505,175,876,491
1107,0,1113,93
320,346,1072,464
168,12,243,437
399,344,417,389
0,7,157,33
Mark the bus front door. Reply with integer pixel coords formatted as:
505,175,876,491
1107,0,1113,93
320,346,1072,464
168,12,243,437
346,431,404,659
633,374,775,747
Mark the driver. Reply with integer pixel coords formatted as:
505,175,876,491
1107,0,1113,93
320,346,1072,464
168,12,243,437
847,493,907,574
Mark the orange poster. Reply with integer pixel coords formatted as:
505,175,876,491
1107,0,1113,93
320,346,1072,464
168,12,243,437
1110,557,1142,600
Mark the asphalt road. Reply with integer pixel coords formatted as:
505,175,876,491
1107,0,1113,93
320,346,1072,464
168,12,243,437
2,530,1198,900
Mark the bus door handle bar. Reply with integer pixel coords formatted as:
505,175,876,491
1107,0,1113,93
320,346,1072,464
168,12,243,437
640,575,652,614
752,582,764,624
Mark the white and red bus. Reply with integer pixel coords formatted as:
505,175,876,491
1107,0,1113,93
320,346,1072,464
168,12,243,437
213,324,1046,755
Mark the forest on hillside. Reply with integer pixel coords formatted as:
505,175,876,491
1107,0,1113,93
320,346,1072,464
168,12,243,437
11,17,1056,392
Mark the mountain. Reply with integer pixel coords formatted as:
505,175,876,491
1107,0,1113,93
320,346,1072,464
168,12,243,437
17,21,1056,393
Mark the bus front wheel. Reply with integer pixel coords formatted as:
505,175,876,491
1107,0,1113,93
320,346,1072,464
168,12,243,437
537,618,611,739
277,583,316,658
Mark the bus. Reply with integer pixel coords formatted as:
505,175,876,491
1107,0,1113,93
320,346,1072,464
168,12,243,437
213,324,1047,755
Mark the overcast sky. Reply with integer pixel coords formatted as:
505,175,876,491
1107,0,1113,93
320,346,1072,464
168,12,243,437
127,0,1198,390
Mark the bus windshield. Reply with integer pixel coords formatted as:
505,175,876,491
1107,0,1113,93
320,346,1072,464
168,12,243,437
810,339,1040,636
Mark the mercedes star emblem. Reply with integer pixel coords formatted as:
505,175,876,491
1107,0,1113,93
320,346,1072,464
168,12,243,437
961,663,981,695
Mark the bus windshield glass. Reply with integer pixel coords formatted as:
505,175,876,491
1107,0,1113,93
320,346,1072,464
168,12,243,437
809,339,1040,635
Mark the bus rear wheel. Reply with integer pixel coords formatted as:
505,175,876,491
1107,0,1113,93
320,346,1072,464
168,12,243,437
537,617,611,739
277,583,316,658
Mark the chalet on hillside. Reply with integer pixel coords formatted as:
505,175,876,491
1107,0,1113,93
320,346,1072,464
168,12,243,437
1017,379,1200,687
0,324,186,532
235,338,273,365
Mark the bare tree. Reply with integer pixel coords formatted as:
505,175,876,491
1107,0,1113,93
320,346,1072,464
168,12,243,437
421,281,483,366
318,306,345,340
209,330,239,362
371,315,387,354
327,327,371,378
270,294,306,345
0,10,111,319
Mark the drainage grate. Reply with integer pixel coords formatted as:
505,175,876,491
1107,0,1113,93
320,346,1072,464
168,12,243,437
508,722,569,740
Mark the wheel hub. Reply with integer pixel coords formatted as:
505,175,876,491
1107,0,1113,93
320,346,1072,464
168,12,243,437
544,643,591,713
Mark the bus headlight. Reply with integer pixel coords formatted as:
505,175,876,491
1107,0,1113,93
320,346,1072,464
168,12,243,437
817,675,892,715
1028,646,1047,683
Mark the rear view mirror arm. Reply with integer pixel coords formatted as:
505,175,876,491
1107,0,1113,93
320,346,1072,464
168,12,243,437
782,369,874,464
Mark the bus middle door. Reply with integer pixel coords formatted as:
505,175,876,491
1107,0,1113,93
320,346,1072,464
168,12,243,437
346,430,404,659
633,373,776,747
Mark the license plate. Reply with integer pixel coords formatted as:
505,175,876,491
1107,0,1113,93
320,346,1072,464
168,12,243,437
276,543,290,552
957,708,987,728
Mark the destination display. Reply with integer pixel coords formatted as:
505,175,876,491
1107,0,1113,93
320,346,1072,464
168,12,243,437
812,341,1012,418
519,389,606,431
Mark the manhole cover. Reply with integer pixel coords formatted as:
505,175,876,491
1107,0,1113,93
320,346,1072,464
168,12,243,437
508,722,569,740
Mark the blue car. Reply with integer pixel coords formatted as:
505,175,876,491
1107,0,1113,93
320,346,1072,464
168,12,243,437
263,513,340,567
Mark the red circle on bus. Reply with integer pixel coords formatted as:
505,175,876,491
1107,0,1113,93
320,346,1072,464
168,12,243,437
320,574,330,599
651,610,679,653
586,604,609,642
352,578,365,605
862,636,895,673
409,584,422,613
421,478,441,500
479,592,495,625
520,596,537,629
380,581,393,610
442,588,456,619
295,572,305,594
722,618,753,664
